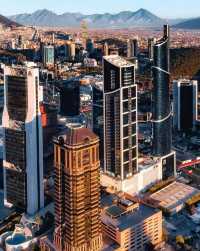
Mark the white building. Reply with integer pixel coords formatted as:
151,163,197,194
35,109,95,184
101,156,163,194
3,63,44,215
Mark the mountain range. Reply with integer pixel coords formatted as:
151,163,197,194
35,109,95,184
0,14,20,28
174,17,200,29
8,8,186,28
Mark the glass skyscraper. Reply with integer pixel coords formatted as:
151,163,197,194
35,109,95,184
42,45,55,66
103,55,138,180
152,25,172,156
3,63,44,215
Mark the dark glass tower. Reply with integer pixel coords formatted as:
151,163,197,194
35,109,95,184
173,80,197,132
92,85,104,166
152,25,172,156
60,81,80,117
103,55,138,180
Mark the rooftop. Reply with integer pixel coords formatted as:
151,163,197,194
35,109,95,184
138,156,159,171
150,181,199,211
103,55,134,68
106,205,125,218
102,203,158,231
54,126,98,147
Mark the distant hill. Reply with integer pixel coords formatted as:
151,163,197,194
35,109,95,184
0,14,20,28
9,8,182,28
174,17,200,29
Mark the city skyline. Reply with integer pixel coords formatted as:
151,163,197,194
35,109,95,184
1,0,200,249
1,0,200,19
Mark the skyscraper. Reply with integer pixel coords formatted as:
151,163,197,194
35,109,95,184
65,42,76,61
173,80,198,132
86,38,94,54
127,39,139,58
152,25,172,156
53,124,102,251
148,38,156,60
103,42,109,56
3,63,44,215
42,45,55,67
60,80,80,117
103,55,138,181
92,84,103,166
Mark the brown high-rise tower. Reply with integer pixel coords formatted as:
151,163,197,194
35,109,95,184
53,124,102,251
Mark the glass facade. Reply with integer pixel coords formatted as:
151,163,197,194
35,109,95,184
104,56,138,180
60,81,80,117
152,26,172,156
4,75,28,209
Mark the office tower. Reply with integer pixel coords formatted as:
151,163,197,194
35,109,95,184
42,45,55,66
103,42,109,56
196,84,200,128
3,63,44,215
127,39,139,58
0,66,4,124
103,55,138,181
65,42,76,61
92,84,103,166
60,81,80,117
40,103,58,155
86,38,94,54
52,33,55,44
18,35,23,48
152,25,172,156
148,38,156,60
53,125,102,251
173,80,197,132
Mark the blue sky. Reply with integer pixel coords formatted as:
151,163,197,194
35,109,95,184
2,0,200,18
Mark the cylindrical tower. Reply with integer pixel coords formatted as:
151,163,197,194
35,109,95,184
152,25,172,156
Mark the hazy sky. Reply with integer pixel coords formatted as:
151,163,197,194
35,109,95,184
2,0,200,18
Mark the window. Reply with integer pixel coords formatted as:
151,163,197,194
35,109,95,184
131,111,136,122
131,86,136,97
123,114,129,125
83,149,90,165
61,149,65,165
123,88,128,100
132,124,136,134
132,99,136,110
132,159,137,170
123,126,129,137
123,138,129,149
132,147,137,158
123,150,129,162
110,70,116,90
132,136,136,146
123,101,129,113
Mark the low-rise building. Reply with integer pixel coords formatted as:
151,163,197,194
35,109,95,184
101,193,162,251
148,181,200,215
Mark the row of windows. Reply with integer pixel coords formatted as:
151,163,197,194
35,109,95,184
123,136,136,149
123,124,137,137
123,87,136,99
123,99,136,113
55,147,99,167
123,112,136,125
123,148,137,162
